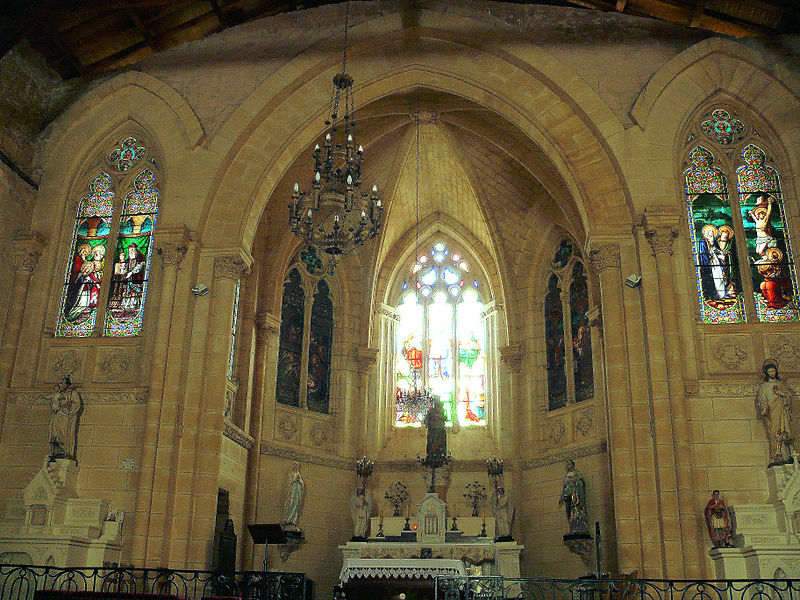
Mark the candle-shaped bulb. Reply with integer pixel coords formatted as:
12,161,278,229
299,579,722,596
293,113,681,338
314,144,320,152
307,209,312,218
377,199,382,208
347,174,353,186
361,210,366,218
347,133,353,142
315,172,321,182
358,145,363,153
325,133,331,142
334,214,340,223
372,185,378,193
293,182,299,193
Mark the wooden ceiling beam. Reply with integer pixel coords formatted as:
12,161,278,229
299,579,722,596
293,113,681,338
207,0,230,27
45,21,88,77
125,3,165,51
85,40,148,73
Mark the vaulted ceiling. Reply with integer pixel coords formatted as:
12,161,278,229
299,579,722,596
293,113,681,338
2,0,796,80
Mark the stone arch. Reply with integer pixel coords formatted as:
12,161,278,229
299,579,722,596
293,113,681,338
630,37,800,208
200,12,633,254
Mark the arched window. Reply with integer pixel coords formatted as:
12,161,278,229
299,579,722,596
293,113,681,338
56,136,159,337
395,242,486,427
682,107,798,323
275,263,334,413
227,280,241,381
545,239,594,411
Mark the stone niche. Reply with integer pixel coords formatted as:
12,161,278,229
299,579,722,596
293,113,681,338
0,459,122,566
710,460,800,578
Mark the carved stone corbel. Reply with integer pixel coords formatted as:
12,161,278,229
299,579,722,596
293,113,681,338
357,347,380,376
499,344,525,374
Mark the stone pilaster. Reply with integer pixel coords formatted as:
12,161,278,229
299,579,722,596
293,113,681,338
643,211,702,578
589,241,644,575
0,232,45,444
130,226,190,567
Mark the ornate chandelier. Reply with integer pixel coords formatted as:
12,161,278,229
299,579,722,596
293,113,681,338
288,3,381,269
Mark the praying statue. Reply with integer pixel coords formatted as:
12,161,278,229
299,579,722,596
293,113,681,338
756,359,795,466
349,487,373,540
48,376,83,461
282,462,305,532
559,459,589,537
491,486,515,541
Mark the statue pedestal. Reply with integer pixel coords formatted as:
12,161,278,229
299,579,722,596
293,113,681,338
709,461,800,578
0,459,122,566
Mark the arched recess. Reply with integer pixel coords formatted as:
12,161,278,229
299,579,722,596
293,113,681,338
198,14,634,263
630,38,800,209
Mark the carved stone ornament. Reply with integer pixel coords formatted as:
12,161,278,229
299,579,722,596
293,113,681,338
643,225,679,256
376,304,401,322
547,419,567,445
255,312,281,337
8,388,147,405
213,255,249,281
157,240,188,268
308,423,330,447
47,349,83,383
357,347,380,375
575,409,594,437
710,336,749,371
276,413,299,441
95,349,136,382
13,232,46,274
499,344,524,374
767,335,800,371
588,243,620,272
223,421,254,450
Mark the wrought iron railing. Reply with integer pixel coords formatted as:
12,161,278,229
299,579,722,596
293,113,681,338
0,565,308,600
434,577,800,600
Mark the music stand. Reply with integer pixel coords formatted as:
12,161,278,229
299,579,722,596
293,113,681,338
248,524,287,571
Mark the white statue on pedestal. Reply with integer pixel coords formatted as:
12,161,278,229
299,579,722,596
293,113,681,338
756,359,795,466
349,487,372,540
48,376,82,461
491,486,515,541
282,462,305,531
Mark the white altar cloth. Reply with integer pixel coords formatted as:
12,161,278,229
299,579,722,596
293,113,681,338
339,558,466,583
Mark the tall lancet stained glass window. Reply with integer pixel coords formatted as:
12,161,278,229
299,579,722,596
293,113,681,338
395,242,485,427
684,146,746,323
276,269,305,407
103,169,159,336
307,280,333,413
737,145,799,322
545,239,594,411
56,173,115,337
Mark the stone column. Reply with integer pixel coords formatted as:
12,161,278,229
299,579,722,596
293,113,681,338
130,229,189,567
643,216,702,578
242,311,280,569
589,242,644,574
373,305,399,452
0,232,45,443
185,252,250,566
500,343,524,457
357,347,379,452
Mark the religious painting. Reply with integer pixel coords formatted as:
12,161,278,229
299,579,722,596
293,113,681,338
684,146,746,323
456,290,486,425
737,145,800,322
56,173,115,337
569,262,594,402
276,269,304,406
103,169,158,337
545,273,567,410
307,280,333,413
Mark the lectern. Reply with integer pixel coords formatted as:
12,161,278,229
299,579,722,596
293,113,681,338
247,523,287,571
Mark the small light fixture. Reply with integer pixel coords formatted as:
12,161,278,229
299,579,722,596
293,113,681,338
624,274,642,288
191,284,210,296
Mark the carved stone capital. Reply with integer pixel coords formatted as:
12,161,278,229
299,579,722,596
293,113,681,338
157,240,188,267
587,307,602,330
214,255,249,281
499,344,525,374
589,243,620,272
357,347,380,375
255,312,281,337
376,304,400,322
13,232,46,274
643,225,679,256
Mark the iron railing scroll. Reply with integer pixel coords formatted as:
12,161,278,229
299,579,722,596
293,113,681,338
0,565,308,600
434,577,800,600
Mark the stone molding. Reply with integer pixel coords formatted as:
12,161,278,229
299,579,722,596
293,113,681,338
499,344,524,374
587,307,602,330
255,312,281,336
8,388,149,405
260,443,354,470
376,304,400,322
357,347,380,375
13,232,46,273
519,440,607,470
377,459,513,473
588,244,620,272
223,420,254,450
643,225,679,256
213,255,249,281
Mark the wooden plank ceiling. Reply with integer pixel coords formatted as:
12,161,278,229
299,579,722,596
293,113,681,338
1,0,796,80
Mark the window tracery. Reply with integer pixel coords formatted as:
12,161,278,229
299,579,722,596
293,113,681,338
56,135,160,337
395,242,486,427
545,239,594,411
682,106,798,323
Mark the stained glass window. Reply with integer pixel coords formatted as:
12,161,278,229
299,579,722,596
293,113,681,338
737,145,799,322
276,269,304,407
56,173,115,337
684,146,746,324
102,169,159,336
107,137,146,171
227,280,241,380
307,280,333,413
700,109,745,146
569,262,594,402
545,273,567,410
395,242,485,427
